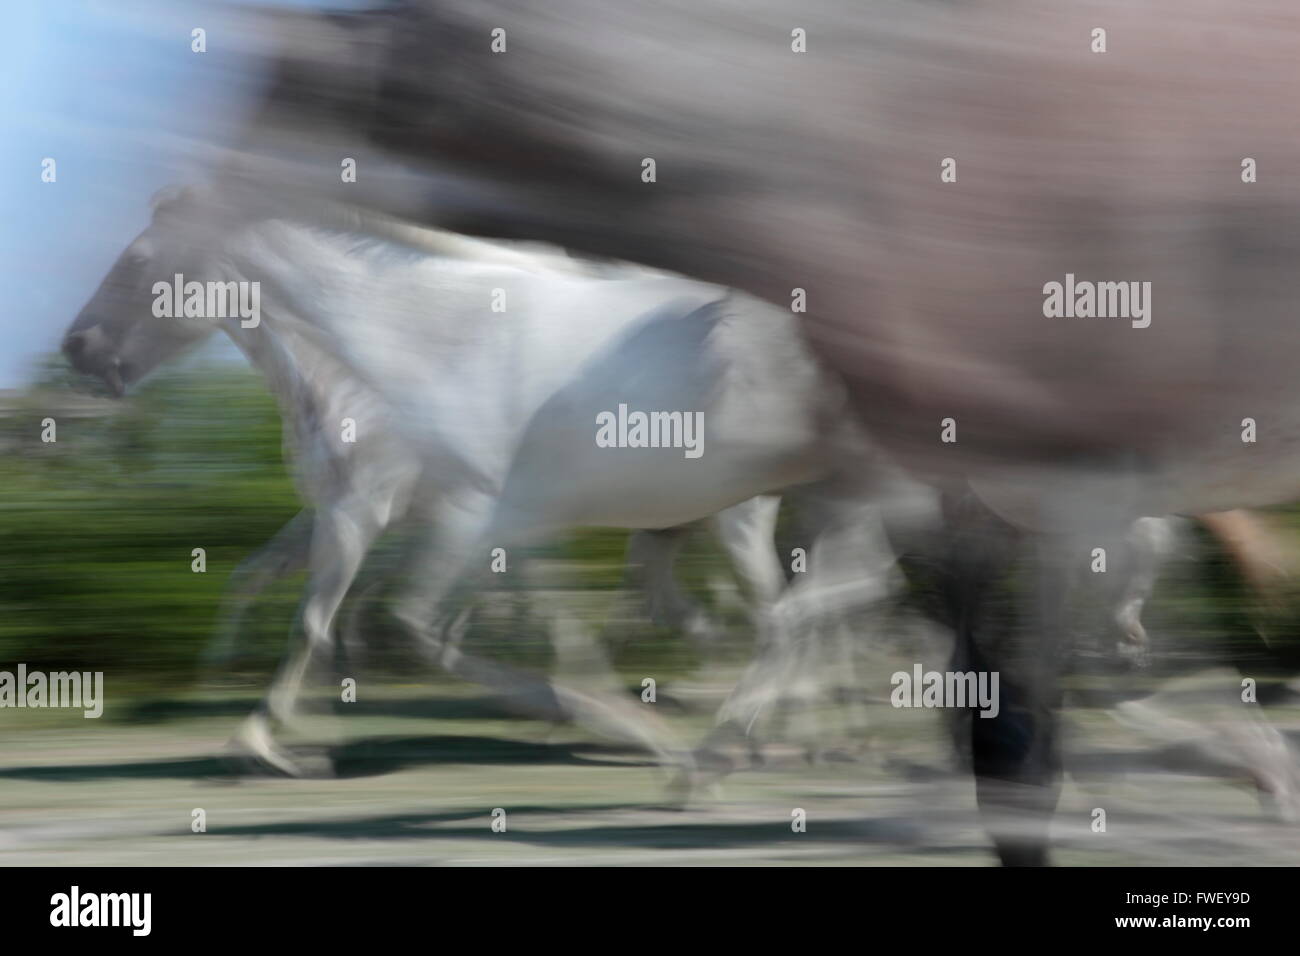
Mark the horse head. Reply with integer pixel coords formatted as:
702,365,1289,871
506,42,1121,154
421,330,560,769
63,184,227,396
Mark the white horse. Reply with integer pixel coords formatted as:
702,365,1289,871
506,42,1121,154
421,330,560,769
64,185,1300,825
63,185,876,775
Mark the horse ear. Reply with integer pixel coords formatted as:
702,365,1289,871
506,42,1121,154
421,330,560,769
149,183,202,214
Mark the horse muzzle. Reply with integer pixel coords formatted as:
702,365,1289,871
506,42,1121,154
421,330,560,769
62,328,126,397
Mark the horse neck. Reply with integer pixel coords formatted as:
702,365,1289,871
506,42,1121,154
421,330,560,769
209,223,375,440
216,215,506,404
215,219,340,352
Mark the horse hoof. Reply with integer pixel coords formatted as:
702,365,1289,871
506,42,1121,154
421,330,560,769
664,768,726,808
996,844,1051,867
812,747,861,765
1254,780,1300,824
1114,640,1151,671
223,746,302,778
227,716,308,778
664,770,697,809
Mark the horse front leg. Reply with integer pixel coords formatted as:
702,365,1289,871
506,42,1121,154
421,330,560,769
949,482,1132,866
968,538,1069,867
202,508,315,678
229,495,385,776
391,497,692,773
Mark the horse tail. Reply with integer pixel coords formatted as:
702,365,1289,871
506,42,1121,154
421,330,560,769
1196,510,1300,681
1197,510,1294,600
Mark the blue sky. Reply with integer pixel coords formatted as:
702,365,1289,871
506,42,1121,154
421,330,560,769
0,0,356,387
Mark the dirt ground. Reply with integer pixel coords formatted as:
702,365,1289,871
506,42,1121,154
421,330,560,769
3,667,1299,867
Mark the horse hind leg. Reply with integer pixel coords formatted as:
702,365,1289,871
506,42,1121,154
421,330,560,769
390,499,692,773
709,495,786,615
621,525,721,655
1112,673,1300,822
692,489,899,778
1109,516,1175,668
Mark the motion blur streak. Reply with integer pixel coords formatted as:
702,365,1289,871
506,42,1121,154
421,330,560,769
2,0,1299,867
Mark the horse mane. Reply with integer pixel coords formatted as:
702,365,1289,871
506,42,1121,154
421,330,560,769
175,177,606,278
303,201,599,275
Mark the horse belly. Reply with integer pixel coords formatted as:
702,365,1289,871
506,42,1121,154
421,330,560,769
507,448,824,532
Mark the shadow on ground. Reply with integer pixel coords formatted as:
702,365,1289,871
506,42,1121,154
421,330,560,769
0,733,654,783
120,693,549,724
204,806,937,852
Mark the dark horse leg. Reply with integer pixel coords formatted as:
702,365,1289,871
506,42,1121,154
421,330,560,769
940,487,1067,866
